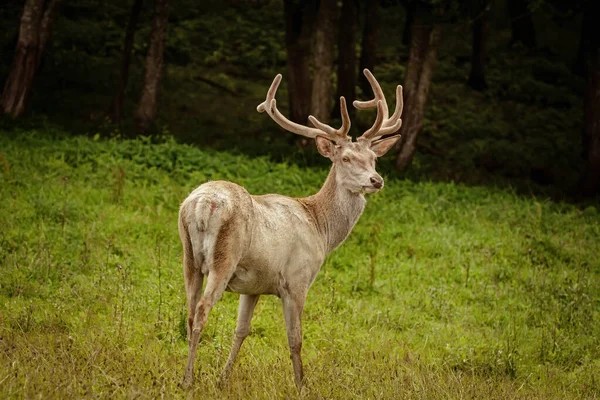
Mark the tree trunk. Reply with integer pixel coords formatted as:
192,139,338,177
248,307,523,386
284,0,316,124
0,0,61,118
135,0,169,135
395,10,441,171
507,0,536,48
467,11,487,91
574,5,593,77
358,0,379,94
334,0,358,120
111,0,144,122
402,1,415,47
582,4,600,197
311,0,338,124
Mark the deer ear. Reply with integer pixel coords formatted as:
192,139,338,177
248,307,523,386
315,135,334,159
370,135,401,157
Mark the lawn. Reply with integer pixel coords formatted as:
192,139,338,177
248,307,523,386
0,131,598,398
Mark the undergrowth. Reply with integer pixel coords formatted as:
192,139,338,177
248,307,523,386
0,1,588,198
0,132,598,398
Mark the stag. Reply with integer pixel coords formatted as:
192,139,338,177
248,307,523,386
179,69,403,389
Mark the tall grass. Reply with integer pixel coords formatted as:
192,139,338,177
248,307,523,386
0,132,598,398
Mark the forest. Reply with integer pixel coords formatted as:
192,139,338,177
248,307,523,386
0,0,599,398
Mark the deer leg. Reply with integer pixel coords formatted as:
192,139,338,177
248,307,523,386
181,269,232,388
183,256,204,347
179,218,204,348
282,293,306,391
219,294,260,383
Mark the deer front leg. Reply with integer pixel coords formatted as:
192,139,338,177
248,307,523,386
219,294,260,384
281,293,306,391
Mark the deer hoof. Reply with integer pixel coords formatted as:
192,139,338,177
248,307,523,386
217,368,231,389
179,373,194,390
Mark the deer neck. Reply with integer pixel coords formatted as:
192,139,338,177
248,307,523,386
300,164,367,254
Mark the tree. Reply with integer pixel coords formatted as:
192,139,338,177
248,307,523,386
395,1,442,171
283,0,316,124
358,0,380,94
135,0,169,134
507,0,536,48
467,2,489,91
110,0,144,122
334,0,358,120
0,0,62,118
310,0,338,124
581,1,600,196
573,1,589,76
402,1,416,47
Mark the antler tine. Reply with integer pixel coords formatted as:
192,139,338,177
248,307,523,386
258,74,351,142
353,69,389,118
372,85,404,137
308,115,337,135
386,85,403,128
257,74,282,113
268,99,325,139
338,96,351,137
257,74,323,139
377,117,403,137
355,69,404,141
362,100,385,139
308,97,351,141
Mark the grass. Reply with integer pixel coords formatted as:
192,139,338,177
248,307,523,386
0,131,599,398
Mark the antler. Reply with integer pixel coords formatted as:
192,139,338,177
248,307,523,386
257,74,351,143
353,69,403,141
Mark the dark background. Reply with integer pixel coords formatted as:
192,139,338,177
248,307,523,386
1,0,598,200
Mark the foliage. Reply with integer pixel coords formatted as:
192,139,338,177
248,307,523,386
0,1,591,198
0,132,598,398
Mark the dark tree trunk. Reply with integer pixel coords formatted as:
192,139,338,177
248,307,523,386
358,0,379,94
467,11,488,90
111,0,144,122
395,7,441,171
582,3,600,197
334,0,358,120
402,1,415,47
507,0,536,48
284,0,316,124
311,0,338,124
135,0,169,134
574,6,593,77
0,0,61,118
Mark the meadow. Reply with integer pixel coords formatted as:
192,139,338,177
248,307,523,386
0,131,598,398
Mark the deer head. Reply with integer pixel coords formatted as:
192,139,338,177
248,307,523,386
257,69,403,194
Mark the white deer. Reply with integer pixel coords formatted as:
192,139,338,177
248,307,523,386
179,69,403,389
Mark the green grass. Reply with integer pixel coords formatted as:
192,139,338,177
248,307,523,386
1,131,599,398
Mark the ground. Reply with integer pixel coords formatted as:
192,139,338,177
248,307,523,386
0,132,598,398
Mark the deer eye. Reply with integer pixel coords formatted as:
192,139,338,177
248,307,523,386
342,156,350,163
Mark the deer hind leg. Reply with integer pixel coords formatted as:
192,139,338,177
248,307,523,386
219,294,260,384
181,220,243,388
179,217,204,348
181,268,233,388
183,255,203,347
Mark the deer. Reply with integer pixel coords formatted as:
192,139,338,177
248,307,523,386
178,69,403,390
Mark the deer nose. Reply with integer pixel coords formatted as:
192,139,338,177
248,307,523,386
370,176,383,189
